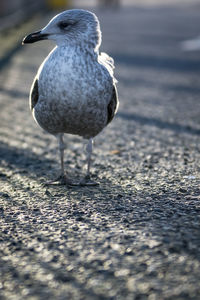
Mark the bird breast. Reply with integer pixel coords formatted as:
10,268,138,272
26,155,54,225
34,46,113,137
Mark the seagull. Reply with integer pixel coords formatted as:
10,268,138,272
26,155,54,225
22,9,118,186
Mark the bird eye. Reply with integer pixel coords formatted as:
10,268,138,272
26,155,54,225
58,21,70,29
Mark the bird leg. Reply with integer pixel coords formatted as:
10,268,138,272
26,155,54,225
45,133,72,185
45,136,98,186
86,138,93,178
67,138,98,186
58,133,65,177
79,138,98,186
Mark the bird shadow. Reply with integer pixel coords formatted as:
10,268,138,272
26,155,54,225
0,140,54,181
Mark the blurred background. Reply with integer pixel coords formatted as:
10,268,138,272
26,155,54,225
1,0,200,30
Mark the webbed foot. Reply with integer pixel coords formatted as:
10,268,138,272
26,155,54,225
79,174,99,186
44,174,74,186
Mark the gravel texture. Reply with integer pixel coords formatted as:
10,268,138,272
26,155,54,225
0,3,200,300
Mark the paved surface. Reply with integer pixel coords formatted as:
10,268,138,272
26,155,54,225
0,3,200,300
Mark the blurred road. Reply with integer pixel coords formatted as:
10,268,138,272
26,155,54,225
0,1,200,300
72,0,200,7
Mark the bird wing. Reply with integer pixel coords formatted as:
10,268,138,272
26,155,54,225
107,84,119,124
30,78,39,110
98,52,117,82
98,52,119,124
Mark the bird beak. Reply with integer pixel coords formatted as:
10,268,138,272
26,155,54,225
22,30,49,44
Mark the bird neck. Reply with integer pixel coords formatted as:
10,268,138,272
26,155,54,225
57,43,99,59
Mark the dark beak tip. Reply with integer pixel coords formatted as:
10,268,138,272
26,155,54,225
21,31,48,44
22,37,27,45
22,33,34,44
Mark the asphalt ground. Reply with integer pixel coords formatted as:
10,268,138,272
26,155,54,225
0,2,200,300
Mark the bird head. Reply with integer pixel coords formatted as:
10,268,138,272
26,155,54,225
22,9,102,50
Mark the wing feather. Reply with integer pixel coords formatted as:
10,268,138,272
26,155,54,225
107,84,119,124
30,78,39,110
